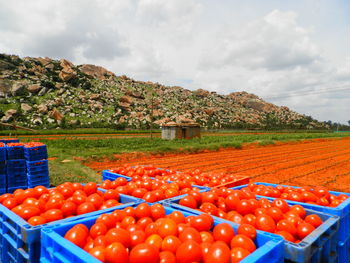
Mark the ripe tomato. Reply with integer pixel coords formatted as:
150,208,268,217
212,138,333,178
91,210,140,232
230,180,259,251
90,222,108,239
129,243,159,263
230,234,256,252
176,240,202,263
204,241,231,263
18,206,40,220
96,214,116,229
305,214,322,228
213,223,235,244
167,211,185,224
61,201,77,217
276,219,297,236
161,235,181,253
145,234,163,250
237,224,257,240
200,231,214,243
179,196,197,209
275,230,295,242
191,214,213,232
130,230,146,247
28,216,47,226
230,247,251,263
77,202,96,215
297,222,315,240
89,246,105,261
84,182,97,195
42,209,64,222
151,204,165,220
105,228,131,247
179,227,201,243
158,218,178,238
272,198,290,213
64,225,89,248
256,214,276,233
135,203,152,219
159,251,176,263
2,197,18,209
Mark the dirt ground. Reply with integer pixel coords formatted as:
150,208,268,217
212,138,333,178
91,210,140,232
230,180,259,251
84,137,350,192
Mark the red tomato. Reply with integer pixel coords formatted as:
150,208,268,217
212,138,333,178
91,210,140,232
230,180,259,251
90,223,108,239
179,227,201,243
89,246,105,261
145,234,163,250
213,223,235,244
96,214,116,229
84,182,97,195
179,196,197,209
159,251,176,263
167,211,185,224
28,216,47,226
130,230,146,247
2,197,18,209
230,247,251,263
204,241,231,263
158,218,178,238
61,201,77,217
77,202,96,215
190,214,213,232
42,209,63,222
276,219,297,236
297,222,315,240
64,225,89,248
105,228,131,247
176,240,202,263
305,214,322,228
275,231,295,242
255,214,276,233
135,203,152,219
290,205,306,219
237,224,257,240
272,198,290,213
130,243,159,263
161,235,181,253
105,242,129,263
230,234,256,252
200,231,214,243
151,204,166,220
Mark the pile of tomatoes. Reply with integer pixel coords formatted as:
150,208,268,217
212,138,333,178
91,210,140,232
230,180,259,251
177,187,323,243
110,165,246,188
24,142,46,148
243,183,349,207
6,143,25,147
65,203,258,263
0,182,125,226
100,177,202,203
0,142,4,147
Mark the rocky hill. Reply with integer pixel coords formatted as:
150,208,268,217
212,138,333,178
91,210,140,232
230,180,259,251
0,54,326,130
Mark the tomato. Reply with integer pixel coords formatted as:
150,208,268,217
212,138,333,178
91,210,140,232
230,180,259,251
45,197,64,210
297,222,315,240
230,247,251,263
121,216,136,229
159,251,176,263
96,214,116,229
135,203,152,219
225,194,240,210
87,194,103,209
237,224,257,240
104,242,129,263
230,234,256,252
200,242,212,258
77,202,96,215
179,195,197,209
176,240,202,263
200,202,218,215
305,214,322,228
276,219,297,236
236,199,254,215
158,218,178,238
145,222,159,237
2,197,18,209
266,207,284,221
61,201,77,217
256,214,276,233
84,182,97,196
28,216,47,226
179,227,201,243
161,235,181,253
200,231,214,243
137,217,153,230
213,223,235,244
90,222,108,239
17,206,40,220
130,243,159,263
151,204,166,220
89,246,105,261
146,234,163,250
168,211,185,224
203,241,231,263
105,228,131,247
83,239,95,252
94,236,107,247
64,225,89,248
272,198,290,213
275,231,295,242
242,214,256,227
290,205,306,219
130,231,146,247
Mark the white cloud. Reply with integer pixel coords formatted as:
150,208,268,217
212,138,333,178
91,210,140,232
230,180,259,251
0,1,349,123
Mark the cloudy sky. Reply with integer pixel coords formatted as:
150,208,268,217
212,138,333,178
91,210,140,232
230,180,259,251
1,0,350,124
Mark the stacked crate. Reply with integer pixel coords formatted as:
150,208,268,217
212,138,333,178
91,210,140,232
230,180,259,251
25,143,49,188
0,143,6,194
6,143,27,192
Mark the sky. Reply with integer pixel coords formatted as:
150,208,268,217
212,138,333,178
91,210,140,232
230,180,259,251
1,0,350,124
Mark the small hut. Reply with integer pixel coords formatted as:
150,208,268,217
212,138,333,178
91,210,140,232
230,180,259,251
161,121,201,140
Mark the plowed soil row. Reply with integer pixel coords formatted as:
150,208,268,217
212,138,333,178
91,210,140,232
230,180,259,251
85,137,350,192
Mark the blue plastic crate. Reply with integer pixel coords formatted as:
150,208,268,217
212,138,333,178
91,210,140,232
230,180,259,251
0,174,7,188
233,182,350,244
0,188,6,195
337,236,350,263
26,160,49,175
6,159,26,175
7,175,28,188
24,145,48,161
0,161,6,175
0,146,6,162
0,194,141,263
165,194,340,263
6,145,24,160
40,203,284,263
28,181,50,189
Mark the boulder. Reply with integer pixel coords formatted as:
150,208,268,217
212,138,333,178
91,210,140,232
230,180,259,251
11,82,26,96
38,87,47,96
21,103,32,112
32,117,43,125
37,104,48,113
49,108,63,121
28,84,42,93
194,89,209,97
80,64,115,80
119,96,133,104
5,109,17,116
59,67,76,82
60,59,74,69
